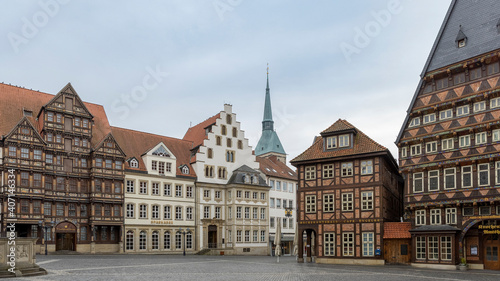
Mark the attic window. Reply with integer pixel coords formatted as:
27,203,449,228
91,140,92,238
130,159,138,168
182,166,189,175
23,110,32,117
458,39,466,48
456,25,467,48
152,146,170,157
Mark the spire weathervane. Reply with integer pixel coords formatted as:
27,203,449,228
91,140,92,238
267,63,269,75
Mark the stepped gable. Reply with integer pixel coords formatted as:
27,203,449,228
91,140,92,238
183,113,221,147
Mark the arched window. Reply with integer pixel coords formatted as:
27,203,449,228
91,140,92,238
126,231,134,250
226,114,232,124
175,231,182,249
182,166,189,175
210,166,214,178
232,127,237,138
216,136,222,146
221,125,227,135
164,231,171,250
152,231,159,250
186,232,193,249
130,159,138,168
207,148,213,159
238,140,243,149
227,138,232,147
139,231,147,250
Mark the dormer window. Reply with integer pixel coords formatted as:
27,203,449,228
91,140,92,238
152,146,170,157
326,136,337,149
456,25,467,48
339,134,350,148
130,158,138,168
457,39,466,48
182,166,189,175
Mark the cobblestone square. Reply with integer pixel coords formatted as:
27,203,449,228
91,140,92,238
20,255,500,281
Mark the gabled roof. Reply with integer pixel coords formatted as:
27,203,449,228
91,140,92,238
227,164,268,186
383,222,411,239
111,126,196,178
396,0,500,144
0,82,112,148
291,119,389,164
257,155,297,181
183,113,220,147
321,118,357,135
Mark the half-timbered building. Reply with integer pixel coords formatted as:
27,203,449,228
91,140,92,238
291,119,403,265
397,0,500,270
0,83,125,254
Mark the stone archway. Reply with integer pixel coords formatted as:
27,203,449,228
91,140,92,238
55,222,77,251
460,219,500,270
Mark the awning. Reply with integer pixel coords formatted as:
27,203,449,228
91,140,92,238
270,234,294,242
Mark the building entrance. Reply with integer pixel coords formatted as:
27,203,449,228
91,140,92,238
55,222,77,251
208,225,217,249
484,234,500,270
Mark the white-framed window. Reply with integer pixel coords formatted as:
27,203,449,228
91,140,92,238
126,180,134,193
323,164,334,178
236,230,242,242
270,198,275,208
260,208,265,220
462,166,472,188
496,161,500,185
341,162,353,177
164,205,171,220
175,185,182,197
261,230,266,242
236,206,242,219
126,204,134,218
439,109,453,120
494,129,500,142
442,138,454,150
361,160,373,175
253,230,258,242
478,163,490,186
473,101,486,113
416,236,426,260
326,136,337,149
305,166,316,180
410,144,421,156
480,206,491,216
139,231,147,250
323,194,334,212
457,105,469,116
342,193,353,211
324,233,335,256
186,207,193,220
164,184,171,196
426,141,437,153
361,191,373,211
423,113,436,124
491,97,500,109
459,135,471,147
244,207,250,219
476,132,487,145
139,181,147,194
401,147,407,158
413,172,424,193
409,117,420,127
204,206,210,219
444,168,456,189
175,206,182,220
428,236,439,260
441,236,452,261
445,208,457,225
252,207,257,219
305,195,316,213
339,134,350,147
362,232,374,257
430,209,441,225
342,233,354,257
139,204,147,219
428,170,439,191
152,183,159,195
151,205,159,219
204,189,210,198
276,199,281,209
415,209,426,226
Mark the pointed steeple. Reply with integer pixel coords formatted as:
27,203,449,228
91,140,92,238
256,65,286,161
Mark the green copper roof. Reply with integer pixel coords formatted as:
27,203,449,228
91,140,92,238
256,71,286,156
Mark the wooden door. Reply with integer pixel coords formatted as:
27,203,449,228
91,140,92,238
208,225,217,248
484,234,500,270
384,239,411,264
56,233,75,251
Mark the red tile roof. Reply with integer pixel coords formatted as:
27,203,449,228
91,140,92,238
111,126,196,178
383,222,412,239
291,119,389,164
183,113,220,147
257,155,297,181
0,83,112,148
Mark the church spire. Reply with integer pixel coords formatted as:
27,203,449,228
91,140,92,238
263,64,274,131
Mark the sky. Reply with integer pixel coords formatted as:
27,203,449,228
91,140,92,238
0,0,452,166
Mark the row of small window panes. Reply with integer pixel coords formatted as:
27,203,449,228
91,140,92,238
94,179,122,193
125,230,193,251
270,198,294,209
325,134,350,149
204,165,226,178
422,62,500,94
304,161,373,180
228,229,267,243
151,160,172,174
403,131,500,157
231,190,266,200
304,192,374,213
269,217,295,229
415,235,453,261
45,133,90,147
46,112,90,128
412,163,500,193
126,203,194,220
228,206,267,220
215,136,244,149
203,189,223,199
269,180,295,192
95,158,122,169
323,232,375,257
42,202,116,217
92,226,119,242
414,206,500,226
409,99,500,128
8,146,44,159
44,176,92,192
126,180,193,197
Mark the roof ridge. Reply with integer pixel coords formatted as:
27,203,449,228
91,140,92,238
111,126,192,144
190,113,220,129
